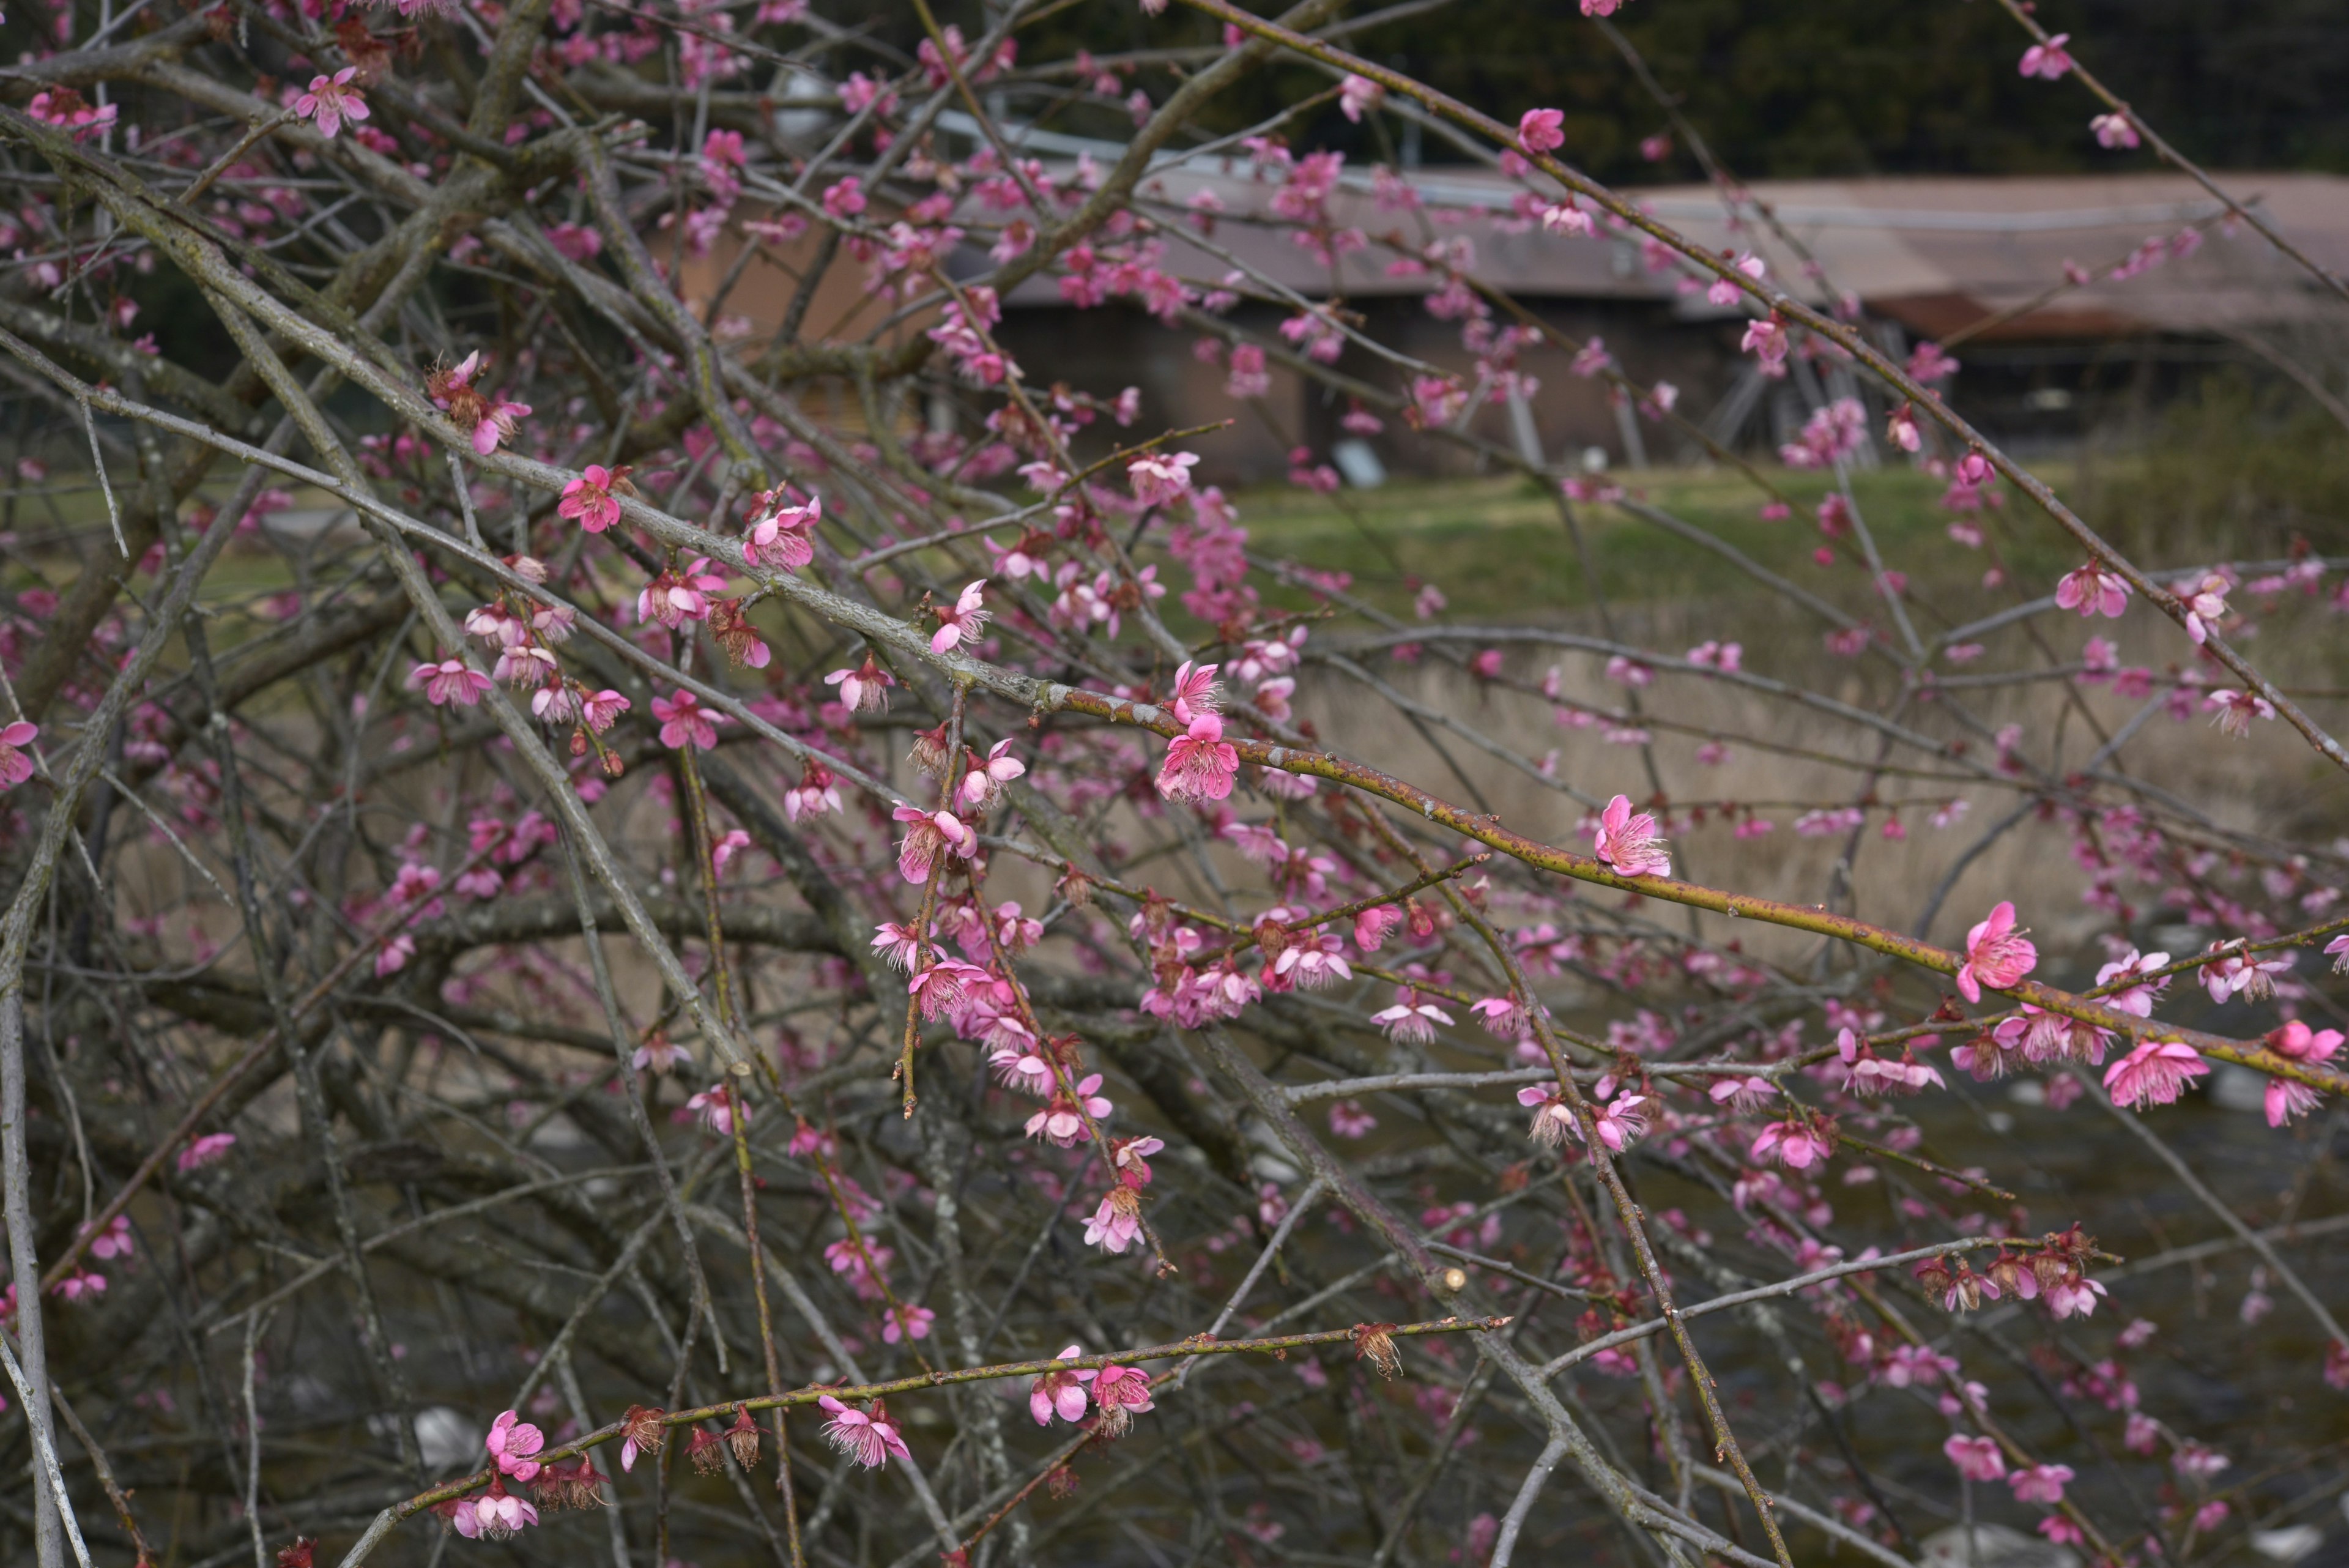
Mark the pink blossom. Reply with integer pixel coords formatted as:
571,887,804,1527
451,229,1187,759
2103,1039,2209,1109
817,1396,911,1468
1516,108,1565,155
1167,660,1222,724
374,934,415,978
83,1215,133,1261
1471,995,1528,1039
1586,1090,1650,1153
580,689,630,732
50,1271,106,1304
2008,1462,2074,1504
686,1084,742,1136
2055,562,2129,619
1031,1346,1091,1424
0,721,37,789
2095,946,2172,1016
959,738,1026,810
908,957,989,1021
407,659,492,708
2204,689,2275,738
1156,713,1240,802
892,805,976,885
452,1476,538,1539
1271,933,1352,990
651,689,724,751
1338,74,1384,123
1516,1083,1578,1147
1954,902,2036,1003
293,67,369,138
1591,794,1671,879
2181,573,2230,644
1354,904,1406,952
1025,1073,1113,1146
1127,451,1199,506
1370,998,1453,1045
1750,1118,1831,1170
1887,404,1921,453
1708,1075,1775,1113
744,492,820,571
637,558,727,628
1943,1433,2007,1482
176,1132,236,1173
1077,1362,1155,1433
824,655,895,713
881,1303,933,1344
486,1410,546,1482
2019,33,2073,79
931,581,990,654
2092,112,2141,149
1084,1187,1144,1252
1740,317,1789,376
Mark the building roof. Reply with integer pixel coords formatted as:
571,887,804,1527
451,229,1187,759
1003,152,2349,341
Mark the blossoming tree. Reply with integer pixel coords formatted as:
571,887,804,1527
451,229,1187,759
0,1,2343,1566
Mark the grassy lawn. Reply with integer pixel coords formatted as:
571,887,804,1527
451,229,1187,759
1214,460,2091,625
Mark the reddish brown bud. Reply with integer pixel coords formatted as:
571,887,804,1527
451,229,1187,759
1045,1463,1081,1500
275,1540,315,1568
686,1427,725,1475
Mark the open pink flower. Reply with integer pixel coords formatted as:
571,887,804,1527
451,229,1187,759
1944,1433,2007,1482
0,721,37,789
2204,689,2275,738
2055,562,2128,619
1591,794,1671,879
1954,901,2036,1002
825,655,895,713
1167,660,1222,723
558,464,625,532
2103,1039,2208,1109
817,1396,910,1468
1516,107,1565,154
1085,1187,1144,1253
931,580,990,654
2017,32,2073,80
1127,451,1198,506
294,67,369,138
1517,1083,1578,1147
2092,112,2140,149
485,1410,546,1482
959,738,1026,810
893,805,976,885
1156,713,1240,802
177,1132,237,1172
651,689,724,751
1031,1345,1091,1425
744,492,820,571
454,1476,538,1539
1077,1362,1155,1436
2181,573,2230,644
407,659,492,708
2009,1462,2074,1504
1751,1117,1831,1170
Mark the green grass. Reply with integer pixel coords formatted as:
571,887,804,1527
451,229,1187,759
1199,461,2091,626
